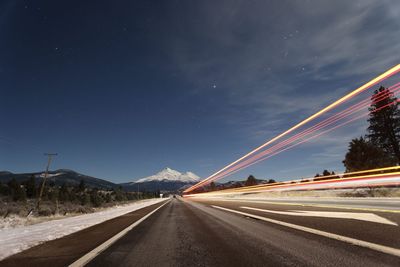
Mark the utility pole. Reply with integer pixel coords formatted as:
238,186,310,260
37,153,57,211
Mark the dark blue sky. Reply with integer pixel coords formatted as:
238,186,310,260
1,1,399,183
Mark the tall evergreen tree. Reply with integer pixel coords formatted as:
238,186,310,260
78,179,86,192
0,181,8,195
367,86,400,163
209,181,216,191
7,178,26,201
26,175,37,198
322,170,331,176
245,175,257,186
59,183,69,202
343,137,394,172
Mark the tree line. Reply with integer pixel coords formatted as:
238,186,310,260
0,176,157,207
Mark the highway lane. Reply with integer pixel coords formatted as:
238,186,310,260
87,197,399,266
199,197,400,211
190,198,400,250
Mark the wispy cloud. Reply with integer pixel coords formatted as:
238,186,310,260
169,0,400,117
165,0,400,177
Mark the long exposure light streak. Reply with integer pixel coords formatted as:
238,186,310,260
185,64,400,193
206,88,400,182
195,104,387,183
231,97,400,180
184,169,400,198
209,84,400,179
232,171,400,193
222,165,400,191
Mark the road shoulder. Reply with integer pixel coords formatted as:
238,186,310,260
0,200,169,267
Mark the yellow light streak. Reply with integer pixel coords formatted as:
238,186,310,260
185,64,400,193
224,165,400,191
186,169,400,197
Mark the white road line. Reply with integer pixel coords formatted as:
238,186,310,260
241,206,398,226
212,205,400,257
198,198,400,213
69,200,170,267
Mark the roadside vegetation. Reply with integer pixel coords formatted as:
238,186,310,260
0,177,158,218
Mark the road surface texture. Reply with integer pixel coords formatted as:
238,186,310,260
1,197,399,266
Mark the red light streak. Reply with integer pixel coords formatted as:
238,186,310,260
187,83,400,192
185,64,400,193
184,170,400,197
207,86,400,182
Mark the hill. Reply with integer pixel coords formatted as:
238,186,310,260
0,169,117,189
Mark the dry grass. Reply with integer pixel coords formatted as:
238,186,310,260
0,197,141,219
0,197,150,229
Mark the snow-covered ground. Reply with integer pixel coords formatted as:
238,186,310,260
0,198,166,260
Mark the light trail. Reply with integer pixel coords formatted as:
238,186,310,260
185,64,400,193
227,166,400,191
205,90,400,181
189,84,400,190
235,173,400,193
184,170,400,198
220,165,400,192
209,83,400,186
209,83,400,180
202,110,371,182
205,99,400,182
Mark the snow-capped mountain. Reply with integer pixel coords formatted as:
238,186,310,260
120,167,200,192
135,167,200,183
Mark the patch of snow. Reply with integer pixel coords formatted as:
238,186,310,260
36,172,64,178
135,167,200,183
0,198,165,260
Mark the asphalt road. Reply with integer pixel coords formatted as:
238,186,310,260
2,197,400,267
90,197,399,267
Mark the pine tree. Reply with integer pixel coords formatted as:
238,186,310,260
0,181,8,195
78,179,86,192
209,181,216,191
59,183,69,202
90,190,104,207
26,175,37,198
367,86,400,163
343,137,394,172
8,178,26,201
245,175,257,186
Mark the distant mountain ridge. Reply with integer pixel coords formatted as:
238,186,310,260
0,167,202,193
0,169,117,189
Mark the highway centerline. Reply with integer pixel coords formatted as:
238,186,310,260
212,205,400,257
